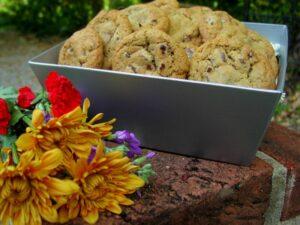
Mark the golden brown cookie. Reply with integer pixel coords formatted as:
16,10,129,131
87,10,133,69
168,8,202,58
246,29,278,76
189,36,277,90
218,28,279,76
112,29,190,78
122,4,170,32
58,28,104,68
148,0,180,14
192,10,247,43
189,6,213,15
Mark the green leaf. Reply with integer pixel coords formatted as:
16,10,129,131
11,143,19,164
133,156,147,165
31,91,44,105
0,86,18,101
10,106,25,126
137,163,156,183
0,135,18,163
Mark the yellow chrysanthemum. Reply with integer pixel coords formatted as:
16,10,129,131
57,146,145,224
16,98,115,163
0,149,79,225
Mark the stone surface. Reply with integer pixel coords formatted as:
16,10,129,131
0,29,61,91
44,153,273,225
260,122,300,221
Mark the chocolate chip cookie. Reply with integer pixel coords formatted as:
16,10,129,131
148,0,179,14
168,8,202,58
218,28,279,76
189,36,277,89
88,10,133,69
112,29,190,78
122,4,170,32
58,28,104,68
193,10,247,43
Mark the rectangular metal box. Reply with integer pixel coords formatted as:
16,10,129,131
29,22,288,166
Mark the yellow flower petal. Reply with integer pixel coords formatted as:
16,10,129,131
18,150,35,170
124,174,145,190
58,205,70,224
13,205,27,225
45,177,79,196
32,109,44,128
28,202,42,225
106,201,122,214
68,204,80,220
16,133,38,152
83,98,90,115
37,202,58,223
82,210,99,224
31,149,63,178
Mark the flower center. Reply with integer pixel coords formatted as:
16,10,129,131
83,174,107,200
1,176,31,204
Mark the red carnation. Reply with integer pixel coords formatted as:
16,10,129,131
45,71,82,117
17,86,36,109
0,98,11,135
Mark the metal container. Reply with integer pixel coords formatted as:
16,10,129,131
29,22,288,166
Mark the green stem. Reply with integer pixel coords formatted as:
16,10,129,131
23,116,32,128
11,143,19,165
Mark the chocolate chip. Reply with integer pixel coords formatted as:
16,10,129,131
138,23,142,27
221,53,226,62
130,65,137,73
207,67,212,72
124,52,131,58
159,63,165,70
152,19,157,24
160,45,167,54
146,64,153,70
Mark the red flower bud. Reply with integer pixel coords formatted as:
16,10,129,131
17,86,36,109
0,98,11,135
45,71,82,117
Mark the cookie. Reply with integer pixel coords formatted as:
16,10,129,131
112,29,190,78
218,28,279,76
58,28,104,68
168,8,202,58
246,30,279,76
189,36,277,89
122,4,170,32
192,10,247,43
88,10,133,69
189,6,213,15
148,0,179,14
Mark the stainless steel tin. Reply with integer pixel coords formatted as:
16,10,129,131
29,22,288,165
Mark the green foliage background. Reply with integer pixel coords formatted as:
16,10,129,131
0,0,299,39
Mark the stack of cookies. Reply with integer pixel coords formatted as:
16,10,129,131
58,0,279,90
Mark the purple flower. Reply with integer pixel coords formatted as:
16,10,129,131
115,130,142,158
146,152,156,159
43,111,51,122
88,146,97,164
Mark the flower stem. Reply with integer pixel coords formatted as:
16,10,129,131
22,116,32,127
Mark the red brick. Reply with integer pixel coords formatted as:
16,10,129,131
44,152,273,225
260,122,300,220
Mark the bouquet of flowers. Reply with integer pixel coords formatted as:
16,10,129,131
0,72,155,225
